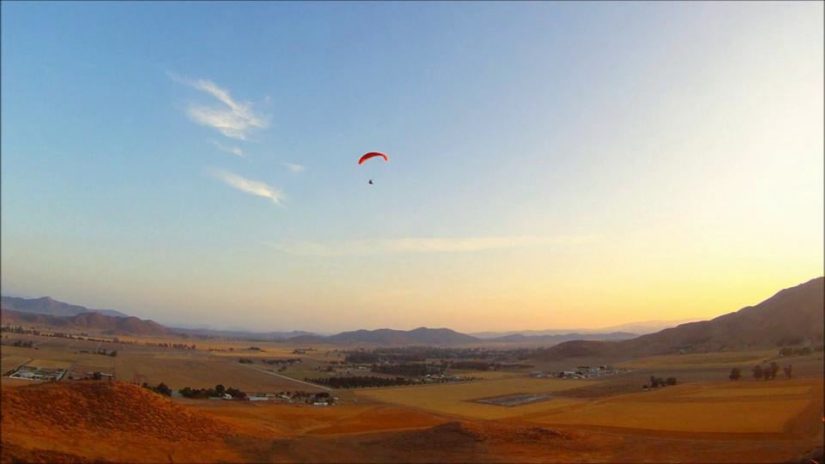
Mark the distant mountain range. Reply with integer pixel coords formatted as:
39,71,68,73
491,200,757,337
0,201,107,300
0,296,636,346
471,319,699,339
535,277,825,360
483,331,637,344
1,296,129,318
3,277,821,351
287,327,479,346
0,308,169,336
285,327,639,346
0,296,643,346
0,295,313,341
173,327,316,341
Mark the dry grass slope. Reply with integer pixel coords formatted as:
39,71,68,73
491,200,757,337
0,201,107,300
0,381,243,463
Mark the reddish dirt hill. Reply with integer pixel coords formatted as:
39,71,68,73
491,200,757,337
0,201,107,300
0,381,242,463
0,381,582,463
5,379,815,463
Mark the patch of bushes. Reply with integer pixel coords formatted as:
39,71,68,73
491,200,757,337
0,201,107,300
142,382,172,396
646,376,677,388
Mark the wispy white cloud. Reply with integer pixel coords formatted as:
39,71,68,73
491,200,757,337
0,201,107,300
210,140,244,158
264,235,593,257
170,73,268,140
209,168,284,205
283,162,305,173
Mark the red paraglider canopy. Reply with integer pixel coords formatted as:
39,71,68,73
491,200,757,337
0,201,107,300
358,152,389,165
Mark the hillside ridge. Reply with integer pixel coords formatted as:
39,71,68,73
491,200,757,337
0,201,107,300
537,277,824,360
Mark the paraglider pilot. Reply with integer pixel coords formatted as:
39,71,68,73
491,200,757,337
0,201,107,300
358,152,388,187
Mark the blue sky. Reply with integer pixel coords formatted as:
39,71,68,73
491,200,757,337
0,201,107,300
2,2,822,332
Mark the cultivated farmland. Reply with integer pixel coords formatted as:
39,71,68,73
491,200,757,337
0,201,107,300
525,378,823,435
356,376,592,419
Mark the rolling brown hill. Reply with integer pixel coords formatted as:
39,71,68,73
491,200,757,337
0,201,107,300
0,381,579,463
537,277,824,360
0,308,169,336
0,381,243,463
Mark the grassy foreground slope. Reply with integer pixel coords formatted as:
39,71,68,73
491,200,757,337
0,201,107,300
2,378,822,463
0,381,244,463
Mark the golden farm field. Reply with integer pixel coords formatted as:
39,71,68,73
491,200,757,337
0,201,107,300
527,378,823,434
1,353,31,374
207,347,300,358
451,370,522,380
356,377,592,419
113,351,325,392
616,350,776,369
25,359,72,369
189,401,448,437
683,384,812,399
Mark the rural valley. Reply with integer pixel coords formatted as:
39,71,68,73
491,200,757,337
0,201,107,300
1,278,823,463
2,2,822,463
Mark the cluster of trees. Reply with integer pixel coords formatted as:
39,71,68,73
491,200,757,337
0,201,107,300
729,362,792,381
778,346,821,357
55,332,81,340
0,327,136,349
263,358,302,366
311,375,418,389
140,382,250,399
142,382,172,396
179,384,247,399
0,326,39,335
449,361,498,371
90,347,117,357
646,376,677,388
371,363,445,377
79,348,117,357
753,363,778,380
270,391,335,404
238,358,254,364
77,371,113,381
144,342,196,350
306,392,334,404
753,362,789,380
263,358,301,372
342,347,534,366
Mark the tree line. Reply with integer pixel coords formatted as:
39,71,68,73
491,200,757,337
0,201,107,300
178,384,248,399
141,382,249,399
729,362,792,381
311,375,418,389
371,363,445,377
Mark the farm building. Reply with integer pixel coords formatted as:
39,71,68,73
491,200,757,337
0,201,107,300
8,365,67,381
